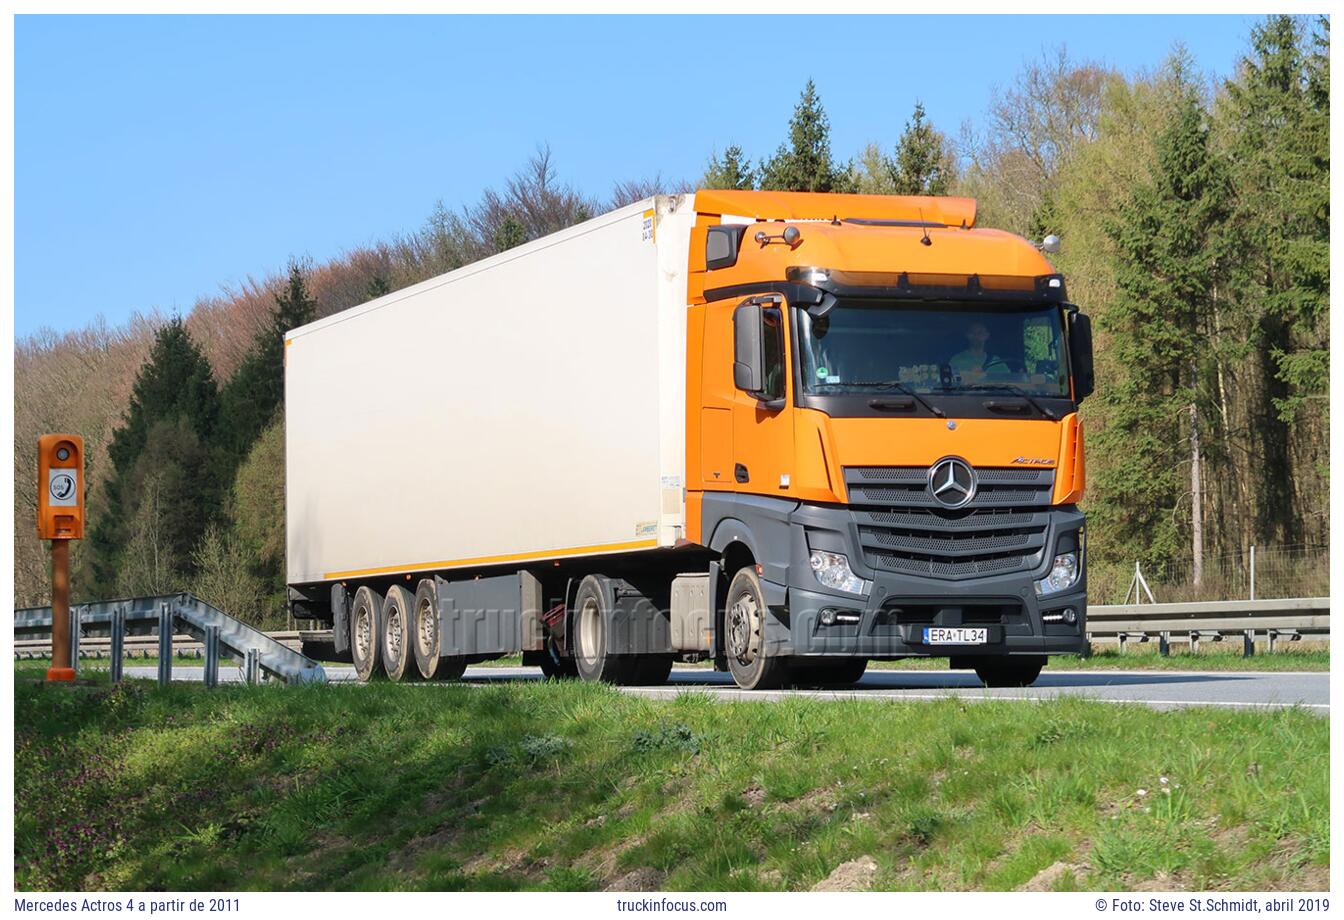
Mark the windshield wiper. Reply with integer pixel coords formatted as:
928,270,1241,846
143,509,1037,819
844,380,946,418
951,383,1058,420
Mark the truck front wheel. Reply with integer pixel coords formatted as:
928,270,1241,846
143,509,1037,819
350,586,384,682
974,656,1046,688
724,568,787,691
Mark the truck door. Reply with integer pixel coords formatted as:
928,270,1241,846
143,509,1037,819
729,297,795,498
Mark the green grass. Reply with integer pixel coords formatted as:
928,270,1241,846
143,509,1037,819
13,662,1327,892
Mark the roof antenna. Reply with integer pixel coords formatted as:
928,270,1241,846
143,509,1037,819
919,209,933,246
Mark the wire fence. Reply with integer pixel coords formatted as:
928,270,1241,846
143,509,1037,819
1089,544,1330,606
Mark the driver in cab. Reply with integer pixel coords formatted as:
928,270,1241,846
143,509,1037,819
948,320,1009,383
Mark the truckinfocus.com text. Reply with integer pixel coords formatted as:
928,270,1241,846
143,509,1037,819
614,898,729,912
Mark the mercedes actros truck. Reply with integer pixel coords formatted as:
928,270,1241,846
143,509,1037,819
284,190,1094,690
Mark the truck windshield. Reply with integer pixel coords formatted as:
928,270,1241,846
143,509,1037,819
796,300,1070,398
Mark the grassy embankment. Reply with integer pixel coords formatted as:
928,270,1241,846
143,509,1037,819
14,662,1327,892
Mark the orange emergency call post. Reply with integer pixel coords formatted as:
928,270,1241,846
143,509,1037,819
37,434,84,682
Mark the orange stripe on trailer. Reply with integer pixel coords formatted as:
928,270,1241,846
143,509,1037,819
323,538,660,581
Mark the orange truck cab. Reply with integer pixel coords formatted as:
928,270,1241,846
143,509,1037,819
684,190,1093,689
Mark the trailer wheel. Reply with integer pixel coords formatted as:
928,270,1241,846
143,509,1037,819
724,567,787,690
381,585,418,681
974,656,1045,688
572,575,633,683
411,579,467,680
792,658,868,687
350,586,385,682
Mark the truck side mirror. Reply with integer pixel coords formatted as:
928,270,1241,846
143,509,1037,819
1069,312,1095,402
733,302,765,393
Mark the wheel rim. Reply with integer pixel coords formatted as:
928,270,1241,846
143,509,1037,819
386,604,404,664
354,604,372,663
578,596,601,668
416,596,435,658
727,590,761,666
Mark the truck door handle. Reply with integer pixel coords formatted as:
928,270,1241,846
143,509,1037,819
734,463,749,483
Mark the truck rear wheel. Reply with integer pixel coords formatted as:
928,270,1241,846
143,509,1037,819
572,575,633,684
350,586,384,682
724,567,787,691
974,656,1045,688
381,585,418,681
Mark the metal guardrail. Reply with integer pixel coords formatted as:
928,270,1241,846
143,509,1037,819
14,593,327,686
12,630,328,660
1085,597,1329,655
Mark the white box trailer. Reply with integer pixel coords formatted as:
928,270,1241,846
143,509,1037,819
285,196,696,588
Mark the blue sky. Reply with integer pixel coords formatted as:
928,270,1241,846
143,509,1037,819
15,14,1263,338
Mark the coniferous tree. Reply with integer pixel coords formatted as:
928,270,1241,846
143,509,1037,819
217,261,317,466
701,145,756,190
759,81,855,193
1092,59,1228,565
88,317,222,594
889,102,956,196
1222,16,1329,415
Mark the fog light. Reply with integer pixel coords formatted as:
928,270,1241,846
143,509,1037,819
1063,607,1077,625
1042,607,1078,625
819,608,837,626
809,550,869,594
1034,552,1080,596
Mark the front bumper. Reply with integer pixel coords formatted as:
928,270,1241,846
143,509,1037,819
770,502,1087,659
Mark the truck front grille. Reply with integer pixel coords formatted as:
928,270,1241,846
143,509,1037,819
843,466,1055,580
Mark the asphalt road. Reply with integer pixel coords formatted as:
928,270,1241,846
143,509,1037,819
124,665,1329,714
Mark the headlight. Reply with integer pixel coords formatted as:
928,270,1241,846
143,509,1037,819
809,550,869,594
1035,552,1080,596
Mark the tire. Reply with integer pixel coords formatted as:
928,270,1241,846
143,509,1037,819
381,584,418,682
974,656,1046,688
349,586,384,682
793,658,868,687
411,578,468,681
411,579,441,680
629,655,674,686
571,575,634,684
724,567,787,690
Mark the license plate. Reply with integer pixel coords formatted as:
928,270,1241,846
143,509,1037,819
923,627,988,645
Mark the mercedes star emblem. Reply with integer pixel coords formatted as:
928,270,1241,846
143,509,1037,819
927,457,977,509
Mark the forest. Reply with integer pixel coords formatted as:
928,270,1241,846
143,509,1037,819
13,15,1328,622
